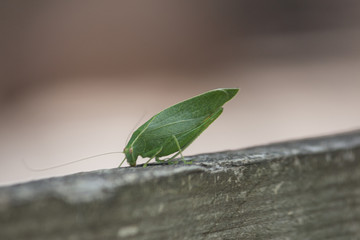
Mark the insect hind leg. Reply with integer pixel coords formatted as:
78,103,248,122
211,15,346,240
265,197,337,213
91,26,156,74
170,135,192,165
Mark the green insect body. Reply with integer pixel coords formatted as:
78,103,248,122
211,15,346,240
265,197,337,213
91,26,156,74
121,88,239,167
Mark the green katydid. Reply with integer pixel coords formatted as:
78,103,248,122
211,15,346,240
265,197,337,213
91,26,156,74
120,88,239,167
23,88,238,171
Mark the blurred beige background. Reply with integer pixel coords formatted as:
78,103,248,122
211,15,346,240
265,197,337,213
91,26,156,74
1,0,360,185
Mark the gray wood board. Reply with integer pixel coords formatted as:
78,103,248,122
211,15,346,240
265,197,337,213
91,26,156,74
1,130,360,240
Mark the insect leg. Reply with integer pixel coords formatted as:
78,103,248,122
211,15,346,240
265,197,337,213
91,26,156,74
153,133,197,165
155,157,166,163
118,157,127,167
172,135,184,160
143,146,163,167
172,135,192,165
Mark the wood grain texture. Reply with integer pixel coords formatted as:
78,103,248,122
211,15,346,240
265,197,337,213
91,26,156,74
1,130,360,240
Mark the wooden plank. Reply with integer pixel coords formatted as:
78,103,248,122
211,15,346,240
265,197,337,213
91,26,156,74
1,130,360,240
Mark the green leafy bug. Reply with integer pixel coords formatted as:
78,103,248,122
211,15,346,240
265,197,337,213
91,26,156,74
120,88,239,167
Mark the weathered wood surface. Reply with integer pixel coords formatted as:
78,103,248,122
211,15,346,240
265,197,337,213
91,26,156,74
1,130,360,240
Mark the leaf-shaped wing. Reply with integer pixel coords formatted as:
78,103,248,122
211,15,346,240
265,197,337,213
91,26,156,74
129,88,238,157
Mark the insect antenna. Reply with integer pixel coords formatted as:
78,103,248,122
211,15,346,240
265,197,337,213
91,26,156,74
124,111,148,144
22,112,149,172
22,151,124,172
